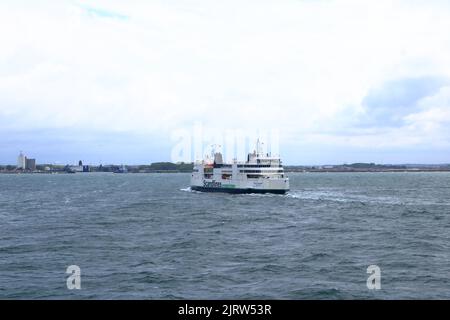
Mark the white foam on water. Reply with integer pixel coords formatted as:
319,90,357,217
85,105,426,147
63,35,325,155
286,189,405,205
180,187,203,194
244,193,281,198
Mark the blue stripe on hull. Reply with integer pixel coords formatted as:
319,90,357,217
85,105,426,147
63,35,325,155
191,186,288,194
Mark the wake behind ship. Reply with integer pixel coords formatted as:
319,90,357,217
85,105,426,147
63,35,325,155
190,141,289,194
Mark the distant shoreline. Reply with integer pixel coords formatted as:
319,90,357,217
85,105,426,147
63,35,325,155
1,162,449,174
1,169,450,174
285,169,450,173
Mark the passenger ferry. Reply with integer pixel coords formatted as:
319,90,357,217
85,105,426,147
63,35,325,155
190,141,289,194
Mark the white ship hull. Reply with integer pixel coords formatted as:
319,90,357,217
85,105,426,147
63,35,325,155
191,177,289,194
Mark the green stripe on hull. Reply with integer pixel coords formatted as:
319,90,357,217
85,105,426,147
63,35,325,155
221,184,236,188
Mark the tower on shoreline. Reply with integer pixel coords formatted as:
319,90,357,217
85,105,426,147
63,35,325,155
17,152,26,170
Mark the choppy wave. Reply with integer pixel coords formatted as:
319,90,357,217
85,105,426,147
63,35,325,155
1,172,450,299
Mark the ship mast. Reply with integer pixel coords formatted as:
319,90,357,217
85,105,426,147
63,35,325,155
256,139,265,157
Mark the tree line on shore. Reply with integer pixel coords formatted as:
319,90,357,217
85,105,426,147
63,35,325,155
2,162,450,173
0,162,195,173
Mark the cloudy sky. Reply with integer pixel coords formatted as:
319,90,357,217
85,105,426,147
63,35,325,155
1,0,450,165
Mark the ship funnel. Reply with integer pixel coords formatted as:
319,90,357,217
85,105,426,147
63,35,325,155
214,152,223,165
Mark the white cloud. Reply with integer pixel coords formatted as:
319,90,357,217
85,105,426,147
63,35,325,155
1,0,450,162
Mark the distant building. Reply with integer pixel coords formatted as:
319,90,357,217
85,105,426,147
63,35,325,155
17,152,36,171
17,152,26,169
114,165,128,174
69,165,84,173
26,158,36,171
69,161,90,173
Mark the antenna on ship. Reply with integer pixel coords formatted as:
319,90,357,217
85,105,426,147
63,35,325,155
256,139,265,157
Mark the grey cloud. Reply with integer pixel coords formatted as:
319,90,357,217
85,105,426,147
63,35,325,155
359,76,449,126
